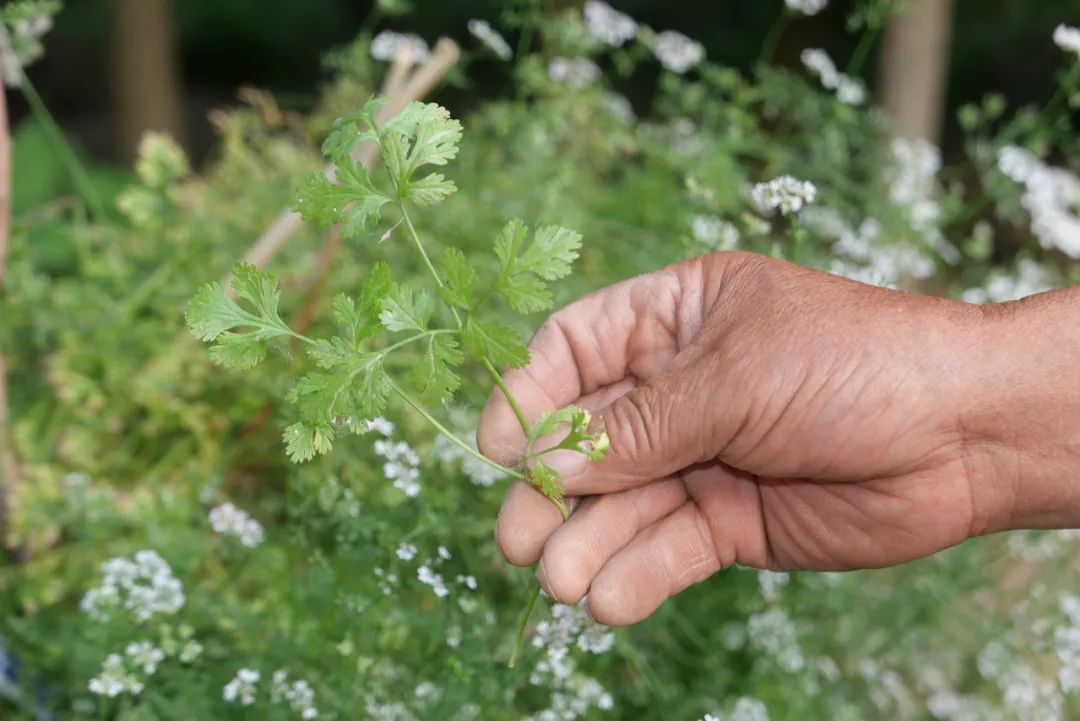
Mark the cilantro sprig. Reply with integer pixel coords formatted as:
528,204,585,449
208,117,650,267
187,98,609,666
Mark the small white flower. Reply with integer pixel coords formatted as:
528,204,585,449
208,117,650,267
467,19,512,61
0,6,56,88
583,1,638,48
125,641,165,676
730,697,771,721
651,30,704,74
81,550,184,623
750,176,818,216
364,416,396,436
785,0,829,15
370,30,430,63
88,654,144,698
417,564,449,597
437,545,452,561
690,215,740,250
208,502,265,548
456,574,478,590
998,144,1080,257
223,668,260,706
395,543,418,561
1054,24,1080,56
548,57,601,89
801,48,865,105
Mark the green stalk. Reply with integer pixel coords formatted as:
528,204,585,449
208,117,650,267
845,24,880,77
389,377,526,481
19,74,106,221
758,12,790,66
509,582,542,668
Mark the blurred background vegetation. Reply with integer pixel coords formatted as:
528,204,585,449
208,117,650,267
14,0,1080,175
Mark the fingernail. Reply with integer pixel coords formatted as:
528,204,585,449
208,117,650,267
542,449,588,480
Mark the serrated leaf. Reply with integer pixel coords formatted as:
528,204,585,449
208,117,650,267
530,461,568,517
321,97,385,161
517,225,582,280
494,218,528,271
307,337,356,369
289,353,392,427
527,407,582,446
382,102,463,178
527,405,609,461
412,333,464,406
379,285,432,333
440,248,474,309
284,421,335,463
207,331,267,369
186,264,291,368
462,319,529,368
498,275,552,314
293,159,391,238
332,294,361,337
406,173,457,206
186,282,247,341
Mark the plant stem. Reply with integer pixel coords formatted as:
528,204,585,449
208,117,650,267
483,358,530,434
846,24,879,77
758,12,790,66
509,582,542,668
389,378,525,481
788,215,803,265
18,74,106,221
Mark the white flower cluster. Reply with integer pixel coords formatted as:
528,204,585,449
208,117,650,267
690,215,740,251
888,138,947,249
224,668,261,706
0,7,54,87
434,433,503,487
548,57,601,89
527,600,615,719
1056,594,1080,693
1054,24,1080,56
208,502,265,547
651,30,705,74
467,19,512,61
417,563,449,597
374,433,422,497
750,176,817,216
370,30,430,63
757,570,790,604
80,550,185,623
800,48,866,105
998,144,1080,258
272,670,320,719
786,0,829,16
583,1,637,48
746,607,805,672
819,215,936,288
88,653,145,698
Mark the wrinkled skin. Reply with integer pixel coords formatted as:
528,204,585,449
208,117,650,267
477,252,1080,626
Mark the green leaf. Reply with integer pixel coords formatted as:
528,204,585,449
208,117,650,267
288,353,392,429
284,421,335,463
292,159,391,238
379,285,432,333
332,263,393,347
412,333,464,406
406,173,457,206
530,461,568,516
186,263,292,369
517,225,582,280
307,337,355,370
439,248,474,309
462,319,529,369
527,405,609,461
383,102,463,177
186,282,248,341
321,97,385,161
490,220,582,315
498,275,552,314
208,331,268,369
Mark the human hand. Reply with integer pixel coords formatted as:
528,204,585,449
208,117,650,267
477,252,1080,625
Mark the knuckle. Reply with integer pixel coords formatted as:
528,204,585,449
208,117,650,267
604,389,662,467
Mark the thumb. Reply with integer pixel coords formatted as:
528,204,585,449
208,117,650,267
545,363,715,496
